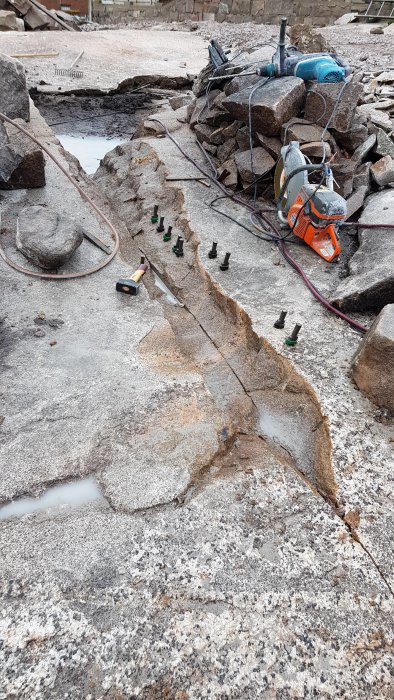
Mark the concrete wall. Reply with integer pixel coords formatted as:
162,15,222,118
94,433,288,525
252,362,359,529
93,0,365,26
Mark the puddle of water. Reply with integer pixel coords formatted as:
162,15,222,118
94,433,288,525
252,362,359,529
0,477,103,521
259,410,292,446
57,134,125,174
153,272,184,306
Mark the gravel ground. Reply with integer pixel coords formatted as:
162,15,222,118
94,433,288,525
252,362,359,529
85,18,394,73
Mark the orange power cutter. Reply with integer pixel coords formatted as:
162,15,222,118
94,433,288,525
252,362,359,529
274,141,346,262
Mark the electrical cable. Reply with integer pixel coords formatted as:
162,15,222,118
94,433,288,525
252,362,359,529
147,116,368,333
248,77,271,204
0,112,119,280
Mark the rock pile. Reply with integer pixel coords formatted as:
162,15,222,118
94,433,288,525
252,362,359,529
0,0,79,31
178,46,394,311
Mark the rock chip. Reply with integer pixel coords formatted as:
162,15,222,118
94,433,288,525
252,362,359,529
332,190,394,311
0,119,45,190
0,53,29,121
282,117,329,144
300,141,331,160
371,155,394,186
373,127,394,159
169,94,193,110
353,162,371,189
351,304,394,413
358,104,392,132
234,147,275,183
24,3,49,29
304,82,362,133
255,132,282,158
222,77,306,137
345,185,368,219
16,206,84,270
0,9,18,30
333,117,369,152
351,133,376,167
289,24,334,52
224,68,261,97
217,137,237,162
217,158,238,189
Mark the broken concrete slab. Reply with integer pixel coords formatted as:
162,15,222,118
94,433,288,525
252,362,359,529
234,147,275,183
304,81,362,133
351,304,394,413
333,190,394,311
0,53,29,121
16,205,84,270
222,77,306,137
281,117,329,144
371,155,394,186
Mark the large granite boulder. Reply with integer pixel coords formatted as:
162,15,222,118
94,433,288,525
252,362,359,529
16,206,84,270
0,53,29,121
222,77,306,137
351,304,394,413
332,190,394,311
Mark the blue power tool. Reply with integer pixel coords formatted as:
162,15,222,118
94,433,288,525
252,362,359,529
257,17,351,83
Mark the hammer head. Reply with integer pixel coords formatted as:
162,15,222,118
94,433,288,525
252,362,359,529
116,278,140,295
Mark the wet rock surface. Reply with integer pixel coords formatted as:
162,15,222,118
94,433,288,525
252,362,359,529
351,303,394,412
16,205,84,269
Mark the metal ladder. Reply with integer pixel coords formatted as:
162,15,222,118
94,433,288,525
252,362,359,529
357,0,394,19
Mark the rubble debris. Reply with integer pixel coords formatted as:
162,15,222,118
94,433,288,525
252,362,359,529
371,155,394,187
0,8,18,29
344,185,368,219
169,94,193,110
0,118,45,189
222,77,306,136
304,82,362,132
300,141,331,159
358,104,392,131
16,205,84,269
217,158,238,189
288,24,334,53
333,191,394,311
281,118,329,144
351,304,394,413
332,116,368,151
0,0,78,31
0,54,29,121
351,133,377,167
234,146,275,183
373,127,394,160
